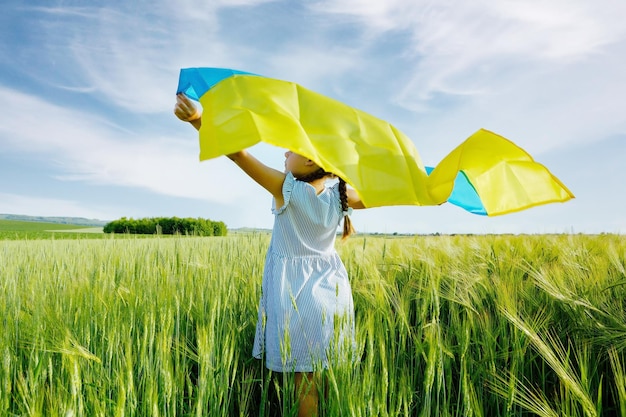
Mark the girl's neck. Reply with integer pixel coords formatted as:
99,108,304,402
308,177,327,195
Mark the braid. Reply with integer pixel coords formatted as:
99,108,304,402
296,168,355,241
296,168,328,183
338,178,355,240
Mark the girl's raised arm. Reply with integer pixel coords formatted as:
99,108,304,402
174,94,286,204
226,150,286,204
347,189,366,209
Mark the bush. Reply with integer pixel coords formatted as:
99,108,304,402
103,217,227,236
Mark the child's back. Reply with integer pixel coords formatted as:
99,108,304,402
254,172,355,372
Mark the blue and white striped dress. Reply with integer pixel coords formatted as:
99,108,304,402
252,172,356,372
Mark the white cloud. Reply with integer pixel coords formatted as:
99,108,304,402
0,192,114,220
20,4,222,113
396,1,626,109
301,0,626,159
268,46,362,89
307,1,625,97
312,0,626,58
0,86,253,205
2,0,623,233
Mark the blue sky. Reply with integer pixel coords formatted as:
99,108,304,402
1,0,624,234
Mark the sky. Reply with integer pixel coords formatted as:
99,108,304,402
0,0,624,234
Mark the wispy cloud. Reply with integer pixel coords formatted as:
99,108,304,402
1,0,623,231
398,1,626,104
0,192,114,219
308,0,626,153
0,85,250,204
17,4,221,113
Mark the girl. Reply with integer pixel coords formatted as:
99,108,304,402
175,93,364,416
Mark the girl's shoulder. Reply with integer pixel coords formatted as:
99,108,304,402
273,172,297,215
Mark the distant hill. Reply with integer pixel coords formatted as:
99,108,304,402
0,214,109,227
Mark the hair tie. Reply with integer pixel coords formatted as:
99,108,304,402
343,207,353,217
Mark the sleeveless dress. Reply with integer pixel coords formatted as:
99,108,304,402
252,172,356,372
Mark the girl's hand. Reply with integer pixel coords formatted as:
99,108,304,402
174,93,202,122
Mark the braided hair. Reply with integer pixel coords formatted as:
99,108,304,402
296,168,355,240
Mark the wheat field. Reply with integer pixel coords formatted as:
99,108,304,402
1,233,625,416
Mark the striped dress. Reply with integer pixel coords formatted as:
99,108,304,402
252,172,356,372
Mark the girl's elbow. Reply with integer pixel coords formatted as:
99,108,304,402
347,190,365,209
227,150,247,161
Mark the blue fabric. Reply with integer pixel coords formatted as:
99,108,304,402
176,67,255,100
426,166,487,215
252,173,356,372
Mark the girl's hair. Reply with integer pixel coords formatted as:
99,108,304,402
297,168,355,240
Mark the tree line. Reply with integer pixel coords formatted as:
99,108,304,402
103,217,227,236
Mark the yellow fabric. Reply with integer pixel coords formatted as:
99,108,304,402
428,130,574,215
197,74,574,213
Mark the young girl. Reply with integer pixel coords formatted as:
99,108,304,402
175,93,365,416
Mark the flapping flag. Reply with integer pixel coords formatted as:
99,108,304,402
177,67,574,215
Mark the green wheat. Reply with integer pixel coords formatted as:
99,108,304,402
0,233,624,416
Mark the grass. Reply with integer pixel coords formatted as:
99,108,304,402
0,219,104,240
0,219,94,231
0,232,625,416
